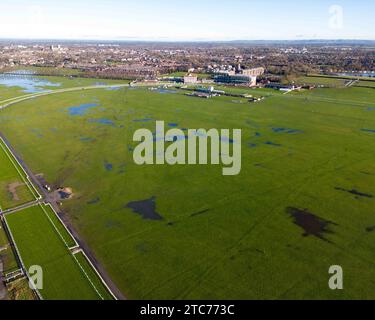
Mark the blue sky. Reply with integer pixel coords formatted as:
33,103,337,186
0,0,374,40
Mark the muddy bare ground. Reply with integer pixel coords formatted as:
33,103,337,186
286,207,338,242
50,187,73,202
35,173,48,187
0,260,8,300
7,182,25,201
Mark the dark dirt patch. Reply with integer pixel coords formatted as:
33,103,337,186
87,197,100,205
125,196,163,220
190,209,210,217
335,187,373,198
272,127,303,134
286,207,337,242
360,171,372,176
361,129,375,133
7,182,24,201
366,226,375,232
264,141,281,147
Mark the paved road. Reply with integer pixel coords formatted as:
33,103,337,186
0,200,40,217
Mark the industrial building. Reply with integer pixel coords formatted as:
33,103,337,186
242,67,265,77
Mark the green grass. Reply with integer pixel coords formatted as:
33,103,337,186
74,251,114,300
295,76,347,87
42,204,77,248
0,220,18,273
5,204,110,300
296,74,375,89
0,138,36,210
0,81,374,299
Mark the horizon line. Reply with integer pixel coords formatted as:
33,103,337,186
1,37,375,43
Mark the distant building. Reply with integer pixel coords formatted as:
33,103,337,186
214,73,257,86
184,74,198,84
242,67,265,77
50,45,61,52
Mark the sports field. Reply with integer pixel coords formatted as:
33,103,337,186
0,137,37,210
5,204,113,300
0,77,375,299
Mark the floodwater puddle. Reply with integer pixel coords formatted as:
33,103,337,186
272,127,303,134
125,196,163,220
133,118,153,123
58,190,71,199
106,86,122,91
155,88,177,94
80,137,95,142
287,207,337,242
0,72,61,93
221,137,234,144
104,161,113,171
53,187,73,201
264,141,281,147
67,103,100,116
89,118,115,126
31,128,43,138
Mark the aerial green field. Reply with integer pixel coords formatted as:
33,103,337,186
5,204,112,300
0,78,375,299
0,138,37,210
295,76,347,87
296,75,375,89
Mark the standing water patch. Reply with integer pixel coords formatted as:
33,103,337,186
67,103,100,116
